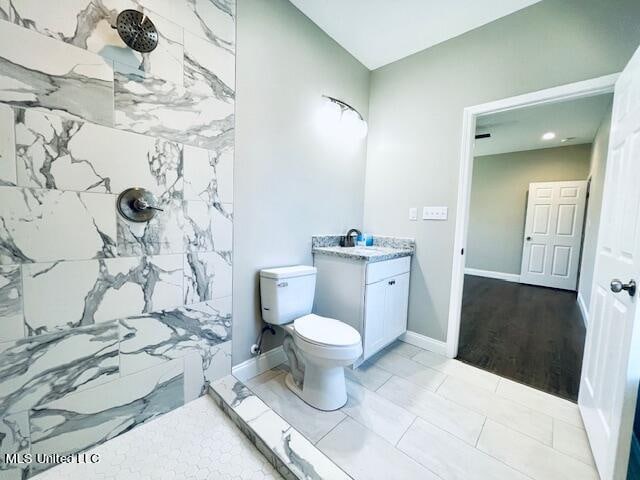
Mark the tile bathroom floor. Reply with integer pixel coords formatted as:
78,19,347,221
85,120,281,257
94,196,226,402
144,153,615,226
246,341,599,480
33,396,281,480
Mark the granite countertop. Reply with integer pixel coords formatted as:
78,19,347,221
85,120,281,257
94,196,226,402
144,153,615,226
312,245,414,263
311,234,415,263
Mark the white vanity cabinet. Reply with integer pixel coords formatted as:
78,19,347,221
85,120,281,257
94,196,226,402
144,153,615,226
313,254,411,367
364,269,410,358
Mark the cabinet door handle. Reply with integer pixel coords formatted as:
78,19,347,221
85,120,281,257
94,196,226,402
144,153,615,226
388,280,396,285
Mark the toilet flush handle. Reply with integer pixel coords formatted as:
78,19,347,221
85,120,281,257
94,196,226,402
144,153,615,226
277,282,288,287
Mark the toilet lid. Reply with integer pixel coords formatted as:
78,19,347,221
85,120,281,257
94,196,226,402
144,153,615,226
294,314,361,347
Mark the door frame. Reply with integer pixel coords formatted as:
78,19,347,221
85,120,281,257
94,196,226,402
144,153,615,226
446,73,619,358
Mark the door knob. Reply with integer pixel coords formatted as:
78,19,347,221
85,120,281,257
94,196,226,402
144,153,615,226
610,279,636,297
526,236,532,241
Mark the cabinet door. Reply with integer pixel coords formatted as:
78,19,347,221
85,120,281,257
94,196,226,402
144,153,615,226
363,279,387,358
385,272,410,341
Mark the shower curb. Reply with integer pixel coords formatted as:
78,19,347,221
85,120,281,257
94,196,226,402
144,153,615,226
209,375,353,480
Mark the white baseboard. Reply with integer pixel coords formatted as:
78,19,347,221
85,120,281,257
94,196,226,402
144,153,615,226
232,346,286,382
465,267,521,283
400,331,448,356
577,293,589,327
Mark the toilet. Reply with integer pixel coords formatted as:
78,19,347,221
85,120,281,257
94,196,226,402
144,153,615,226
259,265,362,411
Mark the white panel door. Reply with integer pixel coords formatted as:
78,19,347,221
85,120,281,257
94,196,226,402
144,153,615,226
520,180,588,290
580,46,640,480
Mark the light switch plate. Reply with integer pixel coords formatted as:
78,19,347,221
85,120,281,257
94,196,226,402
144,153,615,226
409,207,418,221
423,206,448,220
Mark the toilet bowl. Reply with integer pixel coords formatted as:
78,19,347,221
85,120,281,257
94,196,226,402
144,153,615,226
259,266,362,411
287,314,361,410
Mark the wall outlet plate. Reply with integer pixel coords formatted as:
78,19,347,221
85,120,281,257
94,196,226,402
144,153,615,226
423,206,448,220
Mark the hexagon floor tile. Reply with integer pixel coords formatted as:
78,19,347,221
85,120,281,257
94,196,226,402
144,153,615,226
34,396,281,480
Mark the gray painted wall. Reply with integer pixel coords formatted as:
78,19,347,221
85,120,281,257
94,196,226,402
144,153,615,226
233,0,370,365
578,107,613,315
364,0,640,341
467,144,592,275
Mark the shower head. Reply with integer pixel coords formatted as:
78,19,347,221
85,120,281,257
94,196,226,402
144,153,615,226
113,9,158,53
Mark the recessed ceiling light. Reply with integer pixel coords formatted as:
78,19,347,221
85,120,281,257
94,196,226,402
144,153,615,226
542,132,556,140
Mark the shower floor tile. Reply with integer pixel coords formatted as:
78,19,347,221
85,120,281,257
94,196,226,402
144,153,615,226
33,396,281,480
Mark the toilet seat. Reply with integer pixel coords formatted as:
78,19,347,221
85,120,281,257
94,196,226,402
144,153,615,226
293,314,361,347
292,314,362,363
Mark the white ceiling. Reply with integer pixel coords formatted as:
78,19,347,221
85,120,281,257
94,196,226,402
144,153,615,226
289,0,541,70
474,94,614,157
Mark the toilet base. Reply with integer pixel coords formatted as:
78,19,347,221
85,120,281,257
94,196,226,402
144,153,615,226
284,370,347,411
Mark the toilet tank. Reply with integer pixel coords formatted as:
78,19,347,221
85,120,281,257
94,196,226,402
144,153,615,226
259,265,317,325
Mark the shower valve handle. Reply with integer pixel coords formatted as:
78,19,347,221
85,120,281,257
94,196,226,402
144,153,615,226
133,198,164,212
117,187,163,223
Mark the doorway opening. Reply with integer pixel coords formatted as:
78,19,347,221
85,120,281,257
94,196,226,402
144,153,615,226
459,94,613,400
446,74,618,400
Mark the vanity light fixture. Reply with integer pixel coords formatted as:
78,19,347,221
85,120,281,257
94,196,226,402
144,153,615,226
321,95,368,139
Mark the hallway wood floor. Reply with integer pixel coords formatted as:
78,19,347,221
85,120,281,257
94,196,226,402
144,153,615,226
457,274,586,401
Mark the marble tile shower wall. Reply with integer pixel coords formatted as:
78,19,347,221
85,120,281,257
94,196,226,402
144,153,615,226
0,1,235,477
